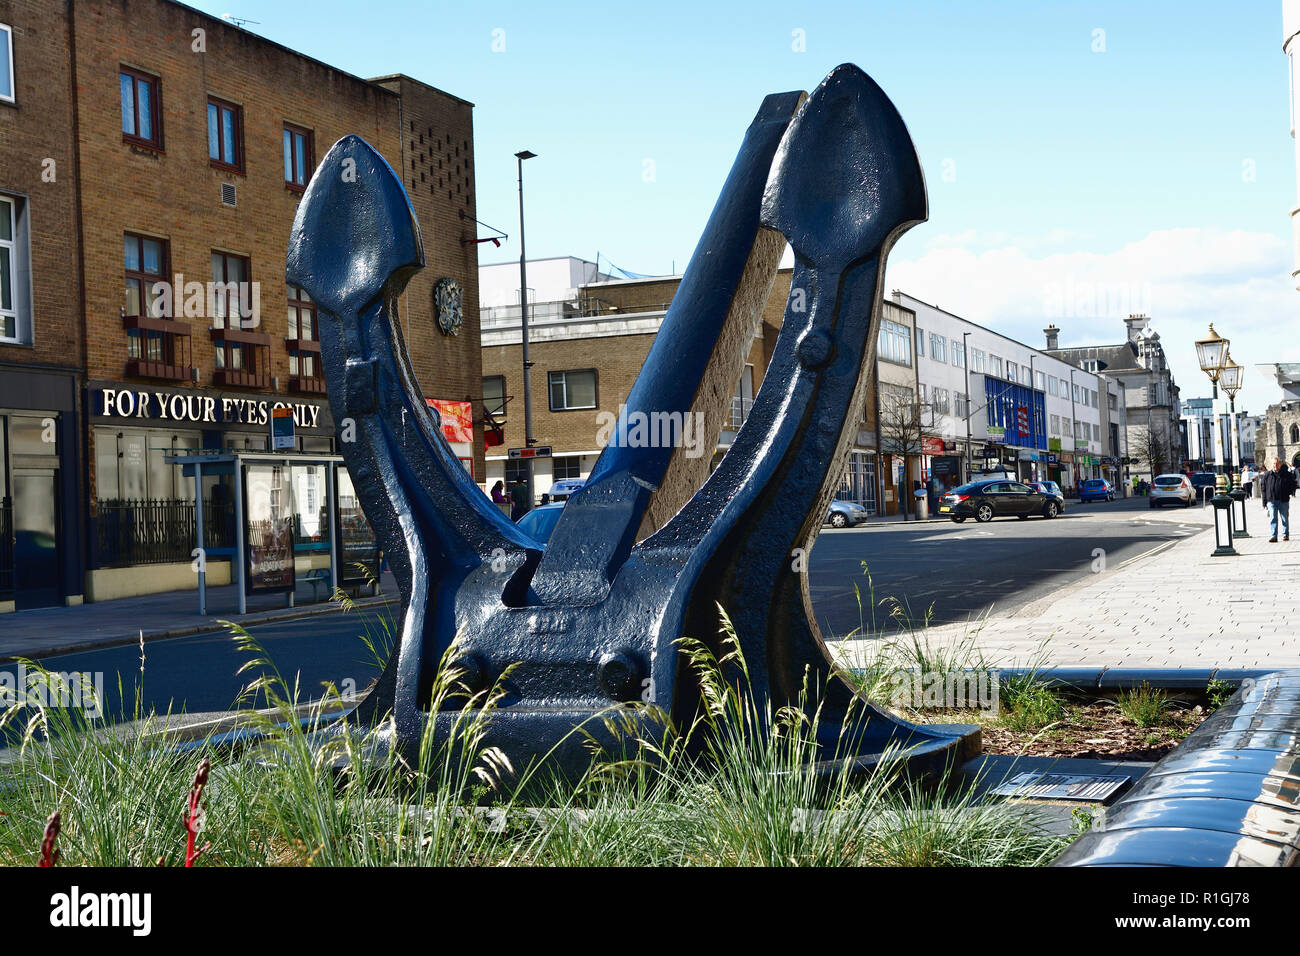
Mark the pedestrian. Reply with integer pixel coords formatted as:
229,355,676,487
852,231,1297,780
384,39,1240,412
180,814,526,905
490,480,506,504
1260,456,1297,542
509,478,531,521
1242,465,1255,499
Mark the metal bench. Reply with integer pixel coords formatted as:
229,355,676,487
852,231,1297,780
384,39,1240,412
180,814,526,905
1056,670,1300,866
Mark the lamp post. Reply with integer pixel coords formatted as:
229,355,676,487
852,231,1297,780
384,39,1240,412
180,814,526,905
963,331,972,482
1219,356,1249,537
1194,324,1229,480
515,149,537,509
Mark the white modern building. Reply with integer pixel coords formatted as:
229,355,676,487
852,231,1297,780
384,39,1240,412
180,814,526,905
479,256,618,318
894,292,1111,494
1285,1,1300,287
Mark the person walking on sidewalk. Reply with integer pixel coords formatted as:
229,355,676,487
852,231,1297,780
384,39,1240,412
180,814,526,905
1260,456,1296,542
509,479,531,521
1242,464,1256,499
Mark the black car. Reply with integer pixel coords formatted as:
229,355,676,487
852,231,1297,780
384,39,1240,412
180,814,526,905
1029,480,1066,514
939,479,1059,523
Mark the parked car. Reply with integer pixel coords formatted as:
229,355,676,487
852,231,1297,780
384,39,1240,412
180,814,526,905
1077,478,1114,503
1188,472,1218,499
827,499,868,528
1029,480,1066,514
939,479,1059,522
1149,473,1194,508
516,502,565,541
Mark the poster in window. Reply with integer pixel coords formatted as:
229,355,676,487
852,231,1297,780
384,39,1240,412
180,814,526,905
243,463,295,594
335,466,381,585
426,398,474,443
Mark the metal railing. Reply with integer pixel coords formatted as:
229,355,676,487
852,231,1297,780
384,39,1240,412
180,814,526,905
95,497,235,568
480,297,674,327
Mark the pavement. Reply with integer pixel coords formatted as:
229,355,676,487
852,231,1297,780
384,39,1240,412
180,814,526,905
830,498,1300,672
0,571,398,662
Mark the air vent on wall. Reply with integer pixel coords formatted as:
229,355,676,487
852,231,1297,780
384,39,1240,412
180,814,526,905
221,182,237,207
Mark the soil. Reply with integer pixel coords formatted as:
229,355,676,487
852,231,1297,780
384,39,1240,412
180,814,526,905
901,699,1208,762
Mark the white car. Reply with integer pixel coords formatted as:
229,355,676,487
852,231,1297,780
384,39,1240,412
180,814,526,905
1149,473,1193,508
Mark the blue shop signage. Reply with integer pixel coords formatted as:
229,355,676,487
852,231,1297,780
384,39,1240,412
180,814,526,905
983,377,1047,451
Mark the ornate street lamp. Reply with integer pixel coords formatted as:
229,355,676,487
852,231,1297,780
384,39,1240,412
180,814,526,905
1218,356,1249,536
1194,324,1230,479
1195,324,1229,381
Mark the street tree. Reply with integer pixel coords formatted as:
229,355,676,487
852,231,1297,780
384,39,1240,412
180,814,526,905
1131,425,1171,480
878,384,937,520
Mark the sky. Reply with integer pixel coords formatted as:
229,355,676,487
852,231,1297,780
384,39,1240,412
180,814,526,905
186,0,1299,412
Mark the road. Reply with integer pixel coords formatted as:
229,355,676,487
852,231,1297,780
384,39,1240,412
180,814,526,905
807,496,1207,639
31,497,1204,722
33,608,392,723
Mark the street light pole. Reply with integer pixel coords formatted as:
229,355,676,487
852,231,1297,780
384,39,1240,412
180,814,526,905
963,331,972,483
515,149,537,509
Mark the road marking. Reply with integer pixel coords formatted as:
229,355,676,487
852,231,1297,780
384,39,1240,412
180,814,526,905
1112,539,1179,571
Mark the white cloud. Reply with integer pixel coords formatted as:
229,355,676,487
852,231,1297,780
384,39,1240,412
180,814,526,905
885,227,1300,413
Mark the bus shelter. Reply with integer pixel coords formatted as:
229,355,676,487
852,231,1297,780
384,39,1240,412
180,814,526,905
165,451,380,615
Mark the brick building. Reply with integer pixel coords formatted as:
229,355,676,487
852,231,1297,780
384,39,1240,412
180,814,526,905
0,0,482,609
0,0,83,611
480,265,778,496
479,260,924,518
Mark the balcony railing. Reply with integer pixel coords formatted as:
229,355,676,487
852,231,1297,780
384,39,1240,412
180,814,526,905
123,314,196,382
95,497,234,568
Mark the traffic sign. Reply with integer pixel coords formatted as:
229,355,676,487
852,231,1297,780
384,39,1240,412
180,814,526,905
508,445,552,460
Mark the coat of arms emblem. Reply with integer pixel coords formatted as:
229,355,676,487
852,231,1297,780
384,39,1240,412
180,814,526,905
433,277,463,336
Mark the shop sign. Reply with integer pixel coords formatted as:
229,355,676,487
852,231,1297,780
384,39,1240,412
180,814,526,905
270,407,295,451
1048,438,1062,452
987,425,1005,438
921,436,946,456
94,386,323,430
1046,453,1059,464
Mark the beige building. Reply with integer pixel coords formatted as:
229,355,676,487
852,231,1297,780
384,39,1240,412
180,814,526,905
480,260,922,516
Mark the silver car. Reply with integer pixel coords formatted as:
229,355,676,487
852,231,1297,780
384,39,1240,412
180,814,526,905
1149,473,1193,508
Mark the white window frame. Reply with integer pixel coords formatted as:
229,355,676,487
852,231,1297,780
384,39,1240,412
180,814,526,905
547,368,597,411
0,194,28,344
0,24,13,104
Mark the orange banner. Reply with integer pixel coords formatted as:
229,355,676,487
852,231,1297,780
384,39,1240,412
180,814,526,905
427,399,474,443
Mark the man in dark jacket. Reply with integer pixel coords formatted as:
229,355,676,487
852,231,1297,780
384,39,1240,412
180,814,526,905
1260,457,1297,542
509,479,531,521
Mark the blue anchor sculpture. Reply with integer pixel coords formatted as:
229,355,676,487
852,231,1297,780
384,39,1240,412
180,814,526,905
286,64,980,779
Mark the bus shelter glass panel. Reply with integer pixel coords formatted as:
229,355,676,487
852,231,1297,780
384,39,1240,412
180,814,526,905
336,466,379,584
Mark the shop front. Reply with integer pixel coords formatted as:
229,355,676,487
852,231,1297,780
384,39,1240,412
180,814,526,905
0,365,83,611
86,381,335,601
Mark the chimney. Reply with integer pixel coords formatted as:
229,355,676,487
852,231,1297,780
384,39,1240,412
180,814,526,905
1044,324,1059,350
1124,314,1149,345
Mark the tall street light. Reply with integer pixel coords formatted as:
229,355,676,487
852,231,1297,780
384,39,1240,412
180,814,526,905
962,330,972,482
1219,355,1250,538
515,149,538,510
1194,324,1229,479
